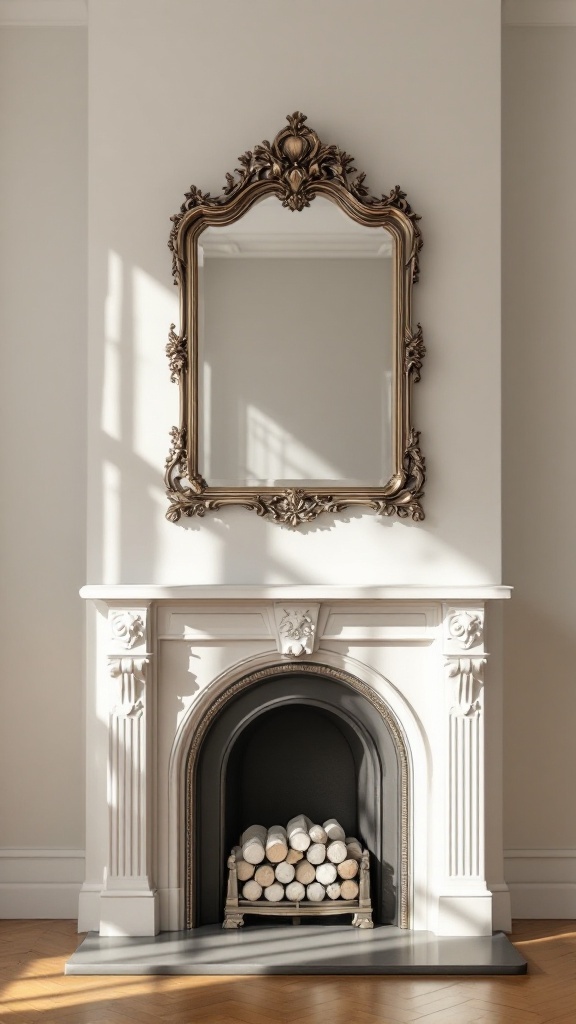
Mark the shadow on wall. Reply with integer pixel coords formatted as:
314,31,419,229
502,596,576,849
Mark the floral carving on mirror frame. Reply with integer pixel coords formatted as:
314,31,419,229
165,112,426,527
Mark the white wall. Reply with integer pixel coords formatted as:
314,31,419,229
0,0,506,921
16,4,576,924
2,2,569,929
87,0,502,587
0,26,87,914
503,25,576,916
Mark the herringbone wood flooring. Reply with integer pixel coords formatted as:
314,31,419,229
0,920,574,1024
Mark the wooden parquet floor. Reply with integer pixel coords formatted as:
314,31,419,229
0,920,574,1024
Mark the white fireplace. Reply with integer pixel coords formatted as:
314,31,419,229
78,584,511,940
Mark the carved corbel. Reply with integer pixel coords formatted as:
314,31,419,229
445,657,486,719
108,657,147,718
273,603,320,658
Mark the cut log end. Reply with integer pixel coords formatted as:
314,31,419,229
337,858,359,880
326,840,347,864
254,864,275,888
263,882,285,903
306,842,326,865
241,824,267,865
275,861,296,884
295,860,316,885
323,818,345,842
340,879,359,900
308,823,328,844
285,880,305,902
306,881,326,902
345,837,363,861
315,862,337,886
266,825,288,863
242,879,262,901
288,832,311,852
287,815,312,851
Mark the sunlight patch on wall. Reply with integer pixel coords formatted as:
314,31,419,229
131,265,178,469
102,250,123,441
102,460,121,583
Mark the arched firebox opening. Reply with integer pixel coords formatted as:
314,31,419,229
186,665,409,929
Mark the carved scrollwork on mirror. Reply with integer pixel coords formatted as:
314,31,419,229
165,112,425,526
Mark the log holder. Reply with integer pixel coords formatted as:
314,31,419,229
223,849,374,929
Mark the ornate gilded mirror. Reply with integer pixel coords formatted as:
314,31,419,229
166,112,425,526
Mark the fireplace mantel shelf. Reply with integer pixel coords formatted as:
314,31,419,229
80,584,511,602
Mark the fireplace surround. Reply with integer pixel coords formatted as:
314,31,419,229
79,585,511,941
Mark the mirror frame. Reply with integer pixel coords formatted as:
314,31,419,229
165,112,425,526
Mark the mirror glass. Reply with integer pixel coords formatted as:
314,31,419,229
198,196,394,487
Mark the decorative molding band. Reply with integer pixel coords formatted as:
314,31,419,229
0,848,84,859
503,0,576,26
0,0,87,25
505,848,576,880
505,848,576,859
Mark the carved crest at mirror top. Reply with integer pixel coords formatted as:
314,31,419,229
165,112,425,527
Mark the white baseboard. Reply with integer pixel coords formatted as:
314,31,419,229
505,849,576,918
0,848,84,919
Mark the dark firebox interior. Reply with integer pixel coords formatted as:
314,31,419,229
193,672,399,927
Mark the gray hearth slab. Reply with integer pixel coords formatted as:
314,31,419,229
65,925,527,975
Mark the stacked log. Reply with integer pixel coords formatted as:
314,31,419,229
266,826,288,863
295,860,315,885
233,847,255,882
241,825,267,865
287,815,311,851
346,837,363,862
338,858,359,880
285,880,305,901
254,864,274,887
326,840,347,864
232,817,365,904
